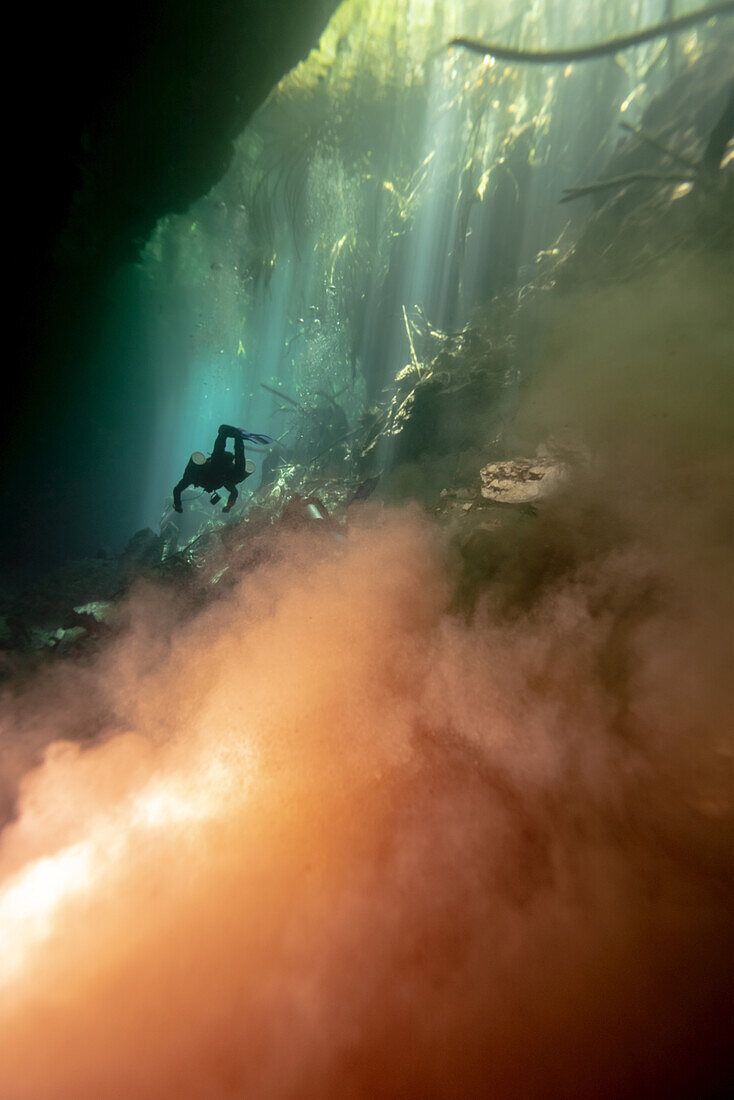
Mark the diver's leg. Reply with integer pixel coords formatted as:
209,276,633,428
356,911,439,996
218,423,242,438
232,435,246,481
212,425,231,461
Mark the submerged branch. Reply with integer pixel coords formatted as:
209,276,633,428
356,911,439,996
402,305,421,374
701,82,734,170
450,3,734,64
261,382,301,408
316,390,343,410
563,94,734,204
560,172,694,203
311,426,362,464
619,122,701,173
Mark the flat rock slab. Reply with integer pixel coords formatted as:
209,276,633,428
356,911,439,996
479,457,566,504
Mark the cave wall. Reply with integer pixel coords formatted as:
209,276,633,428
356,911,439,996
6,0,339,571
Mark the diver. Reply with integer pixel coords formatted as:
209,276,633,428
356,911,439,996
173,424,266,514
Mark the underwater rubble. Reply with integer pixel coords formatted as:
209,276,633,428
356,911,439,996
0,434,570,675
357,319,510,482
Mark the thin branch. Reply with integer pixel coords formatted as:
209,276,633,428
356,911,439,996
316,389,342,409
261,382,301,408
311,427,362,463
450,3,734,64
402,304,421,373
560,171,694,203
620,121,701,173
701,82,734,170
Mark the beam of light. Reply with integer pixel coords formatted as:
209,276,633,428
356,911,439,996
135,0,689,528
0,843,94,983
0,747,254,987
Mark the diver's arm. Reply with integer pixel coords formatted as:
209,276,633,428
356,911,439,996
222,483,238,513
173,477,191,513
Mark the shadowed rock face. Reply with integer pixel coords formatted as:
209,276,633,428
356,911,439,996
21,2,339,280
6,5,336,510
7,1,339,569
50,2,342,280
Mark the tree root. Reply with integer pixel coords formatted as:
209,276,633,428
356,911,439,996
450,3,734,65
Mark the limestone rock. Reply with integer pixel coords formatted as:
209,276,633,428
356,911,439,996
479,456,566,504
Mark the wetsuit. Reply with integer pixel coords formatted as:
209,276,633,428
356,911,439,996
173,425,250,513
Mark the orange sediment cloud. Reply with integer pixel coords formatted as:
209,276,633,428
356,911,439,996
1,263,732,1098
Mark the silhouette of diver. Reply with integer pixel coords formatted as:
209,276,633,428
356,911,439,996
173,424,259,514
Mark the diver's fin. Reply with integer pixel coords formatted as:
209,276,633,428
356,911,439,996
237,429,275,446
218,424,274,446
